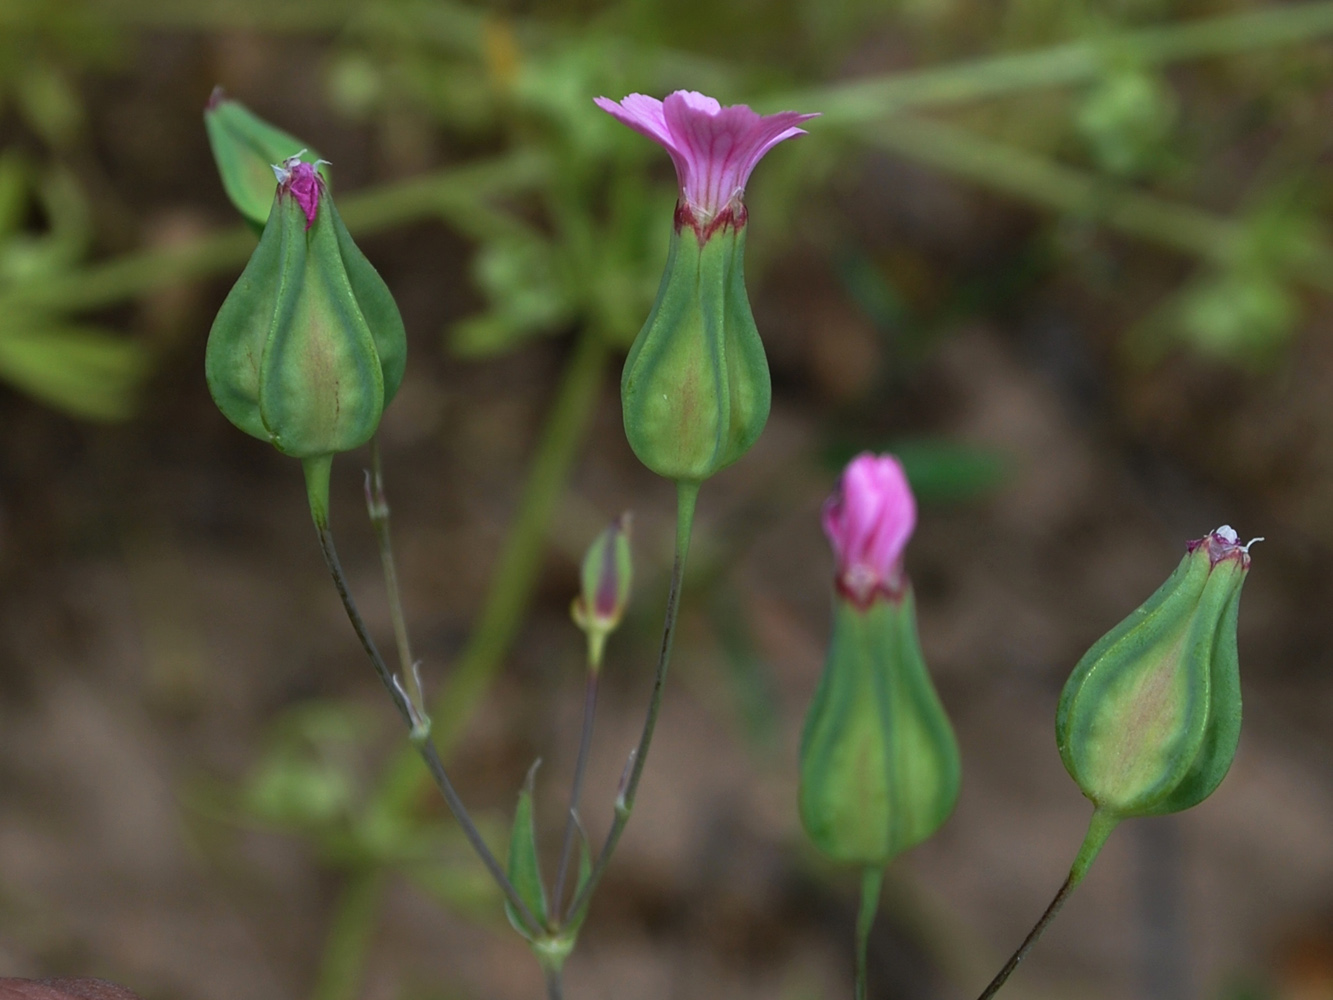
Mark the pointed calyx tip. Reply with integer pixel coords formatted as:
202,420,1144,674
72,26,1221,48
206,85,228,112
1187,524,1260,568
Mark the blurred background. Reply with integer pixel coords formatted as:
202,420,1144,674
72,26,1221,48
0,0,1330,998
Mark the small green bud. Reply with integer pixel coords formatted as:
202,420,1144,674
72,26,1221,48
204,87,328,230
620,214,770,483
1057,526,1256,818
570,513,633,671
205,156,406,467
800,592,961,866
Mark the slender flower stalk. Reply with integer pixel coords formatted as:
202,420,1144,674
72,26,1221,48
303,460,543,939
564,481,699,923
855,868,884,1000
365,437,428,722
553,671,599,919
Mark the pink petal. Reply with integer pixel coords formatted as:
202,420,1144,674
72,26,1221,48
823,453,916,603
597,90,818,221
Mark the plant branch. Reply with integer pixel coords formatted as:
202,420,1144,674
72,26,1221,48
308,488,544,938
861,115,1333,291
553,672,598,920
782,2,1333,123
0,151,546,316
564,480,699,924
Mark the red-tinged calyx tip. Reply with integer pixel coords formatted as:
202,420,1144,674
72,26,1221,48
675,201,746,242
272,152,328,229
1188,524,1262,569
206,85,229,112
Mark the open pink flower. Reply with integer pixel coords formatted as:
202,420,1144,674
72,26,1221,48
595,91,817,230
823,453,916,606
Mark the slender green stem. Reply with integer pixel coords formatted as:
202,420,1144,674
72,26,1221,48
855,867,884,1000
564,480,699,924
975,809,1119,1000
0,152,545,316
373,327,610,828
304,464,544,938
781,2,1333,123
553,672,599,921
365,438,427,718
862,115,1333,293
311,868,387,1000
544,964,564,1000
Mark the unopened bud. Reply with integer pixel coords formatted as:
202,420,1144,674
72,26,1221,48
799,455,959,866
1057,526,1255,818
205,155,407,471
571,514,633,671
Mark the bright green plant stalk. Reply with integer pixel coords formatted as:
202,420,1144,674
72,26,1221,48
563,480,699,924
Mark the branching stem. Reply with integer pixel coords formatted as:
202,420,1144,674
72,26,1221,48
553,671,599,920
303,457,544,939
563,480,699,923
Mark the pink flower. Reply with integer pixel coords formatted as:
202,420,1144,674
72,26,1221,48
272,154,326,229
595,91,817,233
823,453,916,606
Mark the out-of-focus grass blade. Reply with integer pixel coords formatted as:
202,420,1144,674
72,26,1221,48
0,324,150,421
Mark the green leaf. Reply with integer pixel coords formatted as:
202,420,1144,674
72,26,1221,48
204,90,327,230
505,760,548,939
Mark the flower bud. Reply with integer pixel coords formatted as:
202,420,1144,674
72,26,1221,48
204,88,327,230
596,91,817,483
1056,526,1255,818
799,454,960,866
570,514,633,672
205,156,406,467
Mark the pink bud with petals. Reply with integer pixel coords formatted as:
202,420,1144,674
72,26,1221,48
595,91,817,239
823,453,917,607
271,154,327,230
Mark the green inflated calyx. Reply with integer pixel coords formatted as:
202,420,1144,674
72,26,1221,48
204,88,328,230
1057,525,1254,820
205,156,406,519
621,209,770,484
799,588,961,867
973,527,1256,1000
